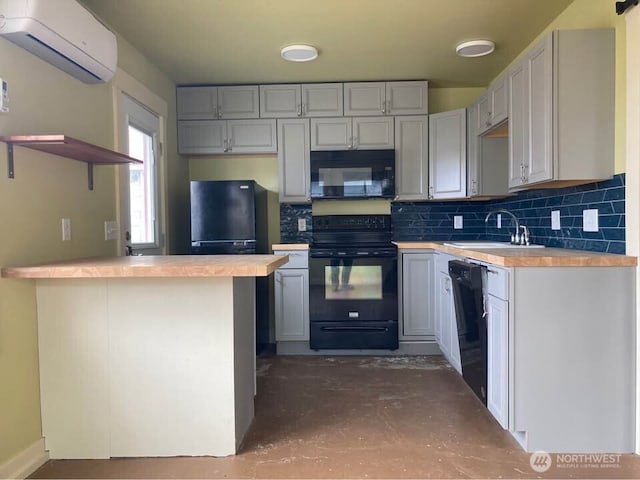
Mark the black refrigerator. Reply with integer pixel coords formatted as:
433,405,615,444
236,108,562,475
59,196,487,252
190,180,269,351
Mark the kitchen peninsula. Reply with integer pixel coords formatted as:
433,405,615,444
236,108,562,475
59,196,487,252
1,255,287,459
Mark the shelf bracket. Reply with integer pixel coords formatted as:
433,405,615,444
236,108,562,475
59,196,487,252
7,143,14,179
88,163,94,191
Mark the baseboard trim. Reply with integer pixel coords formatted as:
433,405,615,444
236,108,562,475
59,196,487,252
0,438,49,480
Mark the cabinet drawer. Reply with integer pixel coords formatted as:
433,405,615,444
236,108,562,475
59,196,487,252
274,250,309,269
486,266,509,300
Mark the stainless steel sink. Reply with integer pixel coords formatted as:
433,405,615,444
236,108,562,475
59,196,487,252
443,241,545,249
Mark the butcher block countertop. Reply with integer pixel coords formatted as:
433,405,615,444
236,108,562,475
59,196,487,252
394,242,637,267
0,255,289,279
272,244,309,251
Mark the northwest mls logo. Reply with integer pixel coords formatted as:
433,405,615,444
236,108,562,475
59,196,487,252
530,451,552,473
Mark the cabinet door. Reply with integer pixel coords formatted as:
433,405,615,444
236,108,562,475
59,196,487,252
487,295,509,429
217,85,260,119
275,269,310,341
344,82,386,116
310,117,352,150
401,253,434,338
437,271,452,360
508,59,529,189
353,117,394,149
476,92,491,134
429,109,466,199
395,116,429,200
177,120,226,154
526,35,553,185
260,84,302,118
490,75,509,126
177,86,218,120
386,81,428,115
302,83,344,117
467,104,480,197
278,119,311,203
227,119,277,153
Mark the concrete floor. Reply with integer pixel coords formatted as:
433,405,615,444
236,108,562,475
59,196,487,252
31,355,640,479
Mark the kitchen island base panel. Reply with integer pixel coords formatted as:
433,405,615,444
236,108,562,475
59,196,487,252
276,340,442,356
37,277,256,459
512,267,635,453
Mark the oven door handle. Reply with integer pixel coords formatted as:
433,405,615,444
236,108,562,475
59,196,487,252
310,250,397,259
320,326,389,333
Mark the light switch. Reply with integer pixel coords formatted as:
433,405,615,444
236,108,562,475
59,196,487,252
454,215,463,230
551,210,561,231
104,220,119,240
496,214,502,229
61,218,71,241
298,218,307,232
583,209,599,232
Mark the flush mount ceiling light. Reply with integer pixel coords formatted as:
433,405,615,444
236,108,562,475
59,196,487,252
281,44,318,62
455,40,495,58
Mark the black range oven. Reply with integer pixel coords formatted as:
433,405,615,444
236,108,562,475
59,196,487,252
309,215,398,350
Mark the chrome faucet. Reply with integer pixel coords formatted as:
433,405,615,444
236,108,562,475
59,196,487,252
485,209,522,244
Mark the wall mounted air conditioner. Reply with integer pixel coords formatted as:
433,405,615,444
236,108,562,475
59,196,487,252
0,0,117,83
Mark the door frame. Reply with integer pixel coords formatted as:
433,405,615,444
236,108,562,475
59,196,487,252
112,69,169,255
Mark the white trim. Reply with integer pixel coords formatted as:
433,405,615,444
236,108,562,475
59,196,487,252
111,68,169,255
0,438,49,480
624,5,640,454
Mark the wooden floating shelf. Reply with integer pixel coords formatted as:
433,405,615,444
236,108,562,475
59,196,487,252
0,135,142,190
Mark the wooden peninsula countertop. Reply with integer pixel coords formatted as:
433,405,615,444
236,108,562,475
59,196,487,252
394,242,637,267
1,254,289,279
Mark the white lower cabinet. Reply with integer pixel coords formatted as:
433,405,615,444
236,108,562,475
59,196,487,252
399,251,434,339
435,253,461,374
274,250,309,342
486,293,509,429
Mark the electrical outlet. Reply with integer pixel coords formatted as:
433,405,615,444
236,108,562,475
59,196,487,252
454,215,463,230
104,220,119,241
61,218,71,241
551,210,561,231
497,213,502,229
297,218,307,232
583,209,599,232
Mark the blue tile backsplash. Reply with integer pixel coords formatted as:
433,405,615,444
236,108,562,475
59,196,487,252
280,174,626,254
392,174,626,254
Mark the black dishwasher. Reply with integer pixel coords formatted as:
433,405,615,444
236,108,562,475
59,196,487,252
448,260,487,405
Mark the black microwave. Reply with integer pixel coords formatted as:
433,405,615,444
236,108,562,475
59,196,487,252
310,150,395,200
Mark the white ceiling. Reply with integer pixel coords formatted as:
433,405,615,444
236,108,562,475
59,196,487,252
81,0,575,88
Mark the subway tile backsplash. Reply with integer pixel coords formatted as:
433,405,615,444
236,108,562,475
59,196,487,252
392,174,626,254
280,174,626,254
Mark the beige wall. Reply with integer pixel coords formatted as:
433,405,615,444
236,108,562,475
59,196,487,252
429,87,485,114
0,32,183,464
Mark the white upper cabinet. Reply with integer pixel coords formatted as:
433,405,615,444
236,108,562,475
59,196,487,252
428,108,466,199
177,87,218,120
260,83,343,118
386,81,429,115
395,115,429,200
344,81,428,116
508,29,615,190
278,118,311,203
217,85,260,119
178,119,276,155
302,83,344,117
177,85,259,120
477,75,509,134
260,84,302,118
310,117,393,150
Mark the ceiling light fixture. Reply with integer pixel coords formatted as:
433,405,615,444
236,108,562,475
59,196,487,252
455,40,495,58
281,44,318,62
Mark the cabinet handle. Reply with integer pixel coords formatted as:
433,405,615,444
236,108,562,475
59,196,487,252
297,104,302,117
428,185,434,200
228,137,233,152
348,137,353,150
302,103,307,116
520,163,525,183
382,103,386,115
471,180,477,194
218,109,223,118
487,269,500,275
353,136,358,149
223,139,229,153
